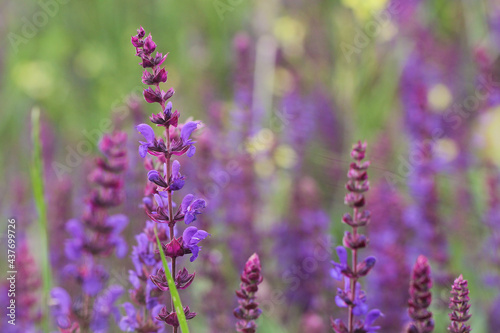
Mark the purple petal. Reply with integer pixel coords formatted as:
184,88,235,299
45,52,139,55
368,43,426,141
114,237,128,258
164,101,172,116
106,214,128,234
148,170,162,183
154,193,166,208
182,226,198,244
51,287,72,313
187,144,196,157
330,267,343,281
190,199,206,211
181,121,198,144
136,124,155,143
66,219,84,238
184,213,194,225
353,302,368,316
139,144,148,158
128,271,141,289
83,275,103,296
335,295,347,308
181,194,194,212
365,309,383,326
336,246,348,266
172,160,181,177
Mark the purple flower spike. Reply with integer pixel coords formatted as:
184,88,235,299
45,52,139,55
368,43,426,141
181,194,206,224
407,255,434,333
448,275,471,333
129,27,209,331
182,226,210,262
331,141,381,332
234,253,263,333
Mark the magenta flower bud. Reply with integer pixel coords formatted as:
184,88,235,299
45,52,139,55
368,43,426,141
143,34,157,54
356,257,376,277
143,87,163,104
158,237,185,258
154,67,168,83
175,268,196,290
156,306,196,327
150,104,180,127
131,36,144,48
137,26,145,38
342,231,367,250
344,192,365,207
350,141,367,160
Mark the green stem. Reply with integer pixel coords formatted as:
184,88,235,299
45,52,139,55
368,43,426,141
30,107,52,332
154,227,189,333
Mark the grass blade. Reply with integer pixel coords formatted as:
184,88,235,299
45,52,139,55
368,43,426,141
154,227,190,333
30,107,52,332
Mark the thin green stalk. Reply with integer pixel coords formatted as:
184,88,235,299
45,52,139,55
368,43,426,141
154,227,189,333
30,107,52,332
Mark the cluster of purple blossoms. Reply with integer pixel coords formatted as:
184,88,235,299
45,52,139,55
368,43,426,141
1,237,41,332
51,131,128,332
447,275,471,333
234,253,263,333
406,255,434,333
483,164,500,330
119,220,167,332
129,27,208,332
367,182,411,330
331,141,382,333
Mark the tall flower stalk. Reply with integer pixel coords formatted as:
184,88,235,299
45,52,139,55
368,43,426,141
407,255,434,333
132,27,208,333
447,275,471,333
331,141,381,333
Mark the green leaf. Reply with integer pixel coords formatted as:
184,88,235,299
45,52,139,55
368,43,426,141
30,107,52,332
154,227,190,333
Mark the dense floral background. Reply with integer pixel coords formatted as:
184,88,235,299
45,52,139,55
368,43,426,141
1,0,500,332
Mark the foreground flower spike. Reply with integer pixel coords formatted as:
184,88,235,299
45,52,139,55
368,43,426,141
407,255,434,333
234,253,263,333
448,275,471,333
129,27,208,333
331,141,381,333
